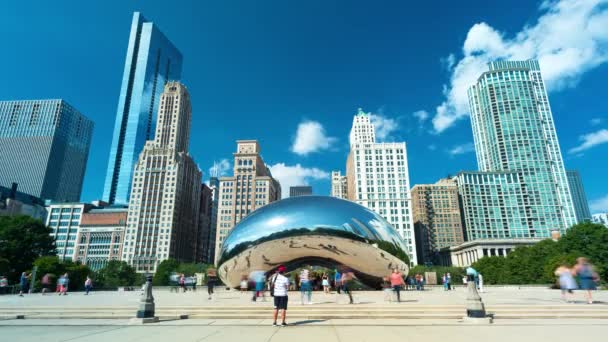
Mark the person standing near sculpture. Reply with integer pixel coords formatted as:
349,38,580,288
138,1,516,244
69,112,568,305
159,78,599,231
18,272,30,297
555,264,577,302
341,268,356,304
206,268,217,300
271,265,290,326
322,273,330,294
574,257,599,304
299,268,312,304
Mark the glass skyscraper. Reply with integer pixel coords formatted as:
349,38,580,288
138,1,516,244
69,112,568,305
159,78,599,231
466,60,576,238
566,170,591,223
103,12,182,205
0,99,93,202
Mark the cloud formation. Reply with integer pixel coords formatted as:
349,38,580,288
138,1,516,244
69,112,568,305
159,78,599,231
448,143,475,156
589,194,608,213
208,159,231,177
291,120,337,155
432,0,608,133
268,163,330,198
568,129,608,154
413,110,429,123
369,113,399,141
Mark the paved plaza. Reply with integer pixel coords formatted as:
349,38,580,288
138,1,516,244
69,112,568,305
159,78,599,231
1,287,608,341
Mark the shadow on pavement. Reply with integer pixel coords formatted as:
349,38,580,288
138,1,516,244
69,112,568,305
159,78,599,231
290,320,326,326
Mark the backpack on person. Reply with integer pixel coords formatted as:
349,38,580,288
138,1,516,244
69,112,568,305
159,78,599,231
269,273,278,297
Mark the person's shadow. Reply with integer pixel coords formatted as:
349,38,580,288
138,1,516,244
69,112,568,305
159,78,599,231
290,320,326,326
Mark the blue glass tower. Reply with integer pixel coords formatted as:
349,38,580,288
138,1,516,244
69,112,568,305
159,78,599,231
103,12,182,205
0,99,93,202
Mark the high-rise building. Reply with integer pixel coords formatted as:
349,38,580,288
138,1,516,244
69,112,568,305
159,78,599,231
455,171,530,240
215,140,281,263
411,178,464,265
345,109,417,264
0,184,47,220
196,183,213,263
592,213,608,227
330,171,348,199
122,82,201,273
566,170,591,223
467,60,576,238
46,202,94,261
289,186,312,197
0,99,93,202
103,12,183,205
207,176,220,263
75,208,127,271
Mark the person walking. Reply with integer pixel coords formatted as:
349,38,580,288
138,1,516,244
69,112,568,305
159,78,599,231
270,265,290,327
334,269,342,294
299,268,312,304
446,273,452,291
41,273,51,295
18,272,30,297
0,276,8,295
60,273,69,295
179,273,186,293
415,274,422,291
389,268,405,302
84,276,93,295
341,269,355,304
477,273,484,293
555,264,577,302
322,273,330,294
442,274,448,291
206,268,217,300
574,257,599,304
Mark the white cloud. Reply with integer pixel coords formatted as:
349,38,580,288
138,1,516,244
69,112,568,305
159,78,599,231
291,120,337,155
568,129,608,154
432,0,608,133
448,143,475,156
589,194,608,213
370,113,399,141
590,118,603,126
208,159,231,177
412,110,429,123
269,163,330,198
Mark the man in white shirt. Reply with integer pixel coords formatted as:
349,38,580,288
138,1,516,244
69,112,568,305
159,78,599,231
271,265,290,326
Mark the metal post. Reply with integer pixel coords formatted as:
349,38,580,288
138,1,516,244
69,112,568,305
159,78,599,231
135,275,158,322
465,274,487,319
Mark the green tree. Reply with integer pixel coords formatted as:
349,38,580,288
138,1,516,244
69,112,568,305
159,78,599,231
0,215,55,282
153,259,179,285
95,261,138,289
471,256,509,284
557,222,608,281
31,256,92,291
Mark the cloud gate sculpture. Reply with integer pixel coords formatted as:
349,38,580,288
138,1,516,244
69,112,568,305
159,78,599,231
217,196,410,288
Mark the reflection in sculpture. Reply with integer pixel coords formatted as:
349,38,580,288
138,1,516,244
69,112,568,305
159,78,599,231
217,196,410,288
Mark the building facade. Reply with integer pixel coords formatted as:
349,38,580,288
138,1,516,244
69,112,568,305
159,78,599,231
330,171,348,199
0,184,47,220
0,99,93,202
103,12,183,205
439,239,540,267
411,178,464,265
206,176,220,263
289,186,312,197
196,183,213,263
345,109,417,264
75,208,127,271
215,140,281,263
122,82,201,273
566,170,591,223
592,213,608,227
46,203,93,261
467,60,576,238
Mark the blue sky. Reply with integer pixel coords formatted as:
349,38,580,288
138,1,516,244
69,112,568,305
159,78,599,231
1,0,607,212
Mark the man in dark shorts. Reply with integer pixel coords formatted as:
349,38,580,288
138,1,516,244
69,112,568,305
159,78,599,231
271,265,290,326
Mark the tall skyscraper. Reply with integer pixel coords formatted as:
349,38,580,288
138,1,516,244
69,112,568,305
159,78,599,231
345,109,417,264
330,171,348,199
122,82,201,273
289,186,312,197
566,170,591,223
103,12,183,205
0,99,93,202
411,178,464,265
467,60,576,238
207,176,220,263
215,140,281,263
196,183,213,263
